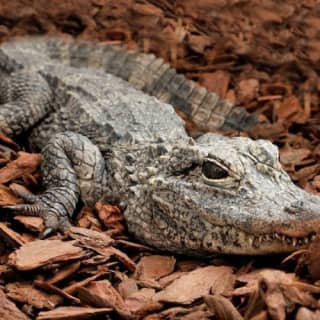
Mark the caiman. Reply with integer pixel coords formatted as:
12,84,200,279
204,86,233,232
0,37,319,255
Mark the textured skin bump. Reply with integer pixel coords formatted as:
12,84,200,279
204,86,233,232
0,37,320,255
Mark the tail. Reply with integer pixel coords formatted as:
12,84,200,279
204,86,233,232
12,36,258,131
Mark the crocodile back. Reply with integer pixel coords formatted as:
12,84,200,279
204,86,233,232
0,36,257,132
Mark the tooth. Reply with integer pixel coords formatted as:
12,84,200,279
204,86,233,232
259,236,263,243
292,238,297,246
304,238,309,244
248,236,253,246
311,234,316,241
275,233,281,240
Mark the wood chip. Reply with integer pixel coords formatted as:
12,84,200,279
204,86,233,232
34,280,81,305
67,226,114,248
93,246,136,272
95,201,125,233
47,261,81,285
0,132,19,149
8,239,85,271
76,206,102,230
158,271,186,288
0,152,41,184
134,255,176,281
0,184,20,205
14,216,45,233
37,306,112,320
125,288,160,314
276,95,301,123
0,222,27,247
0,288,31,320
296,307,320,320
77,280,132,318
199,70,230,98
204,294,243,320
63,272,106,295
6,282,62,309
236,78,259,105
118,278,139,299
154,266,234,304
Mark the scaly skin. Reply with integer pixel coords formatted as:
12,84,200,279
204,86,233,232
0,37,319,256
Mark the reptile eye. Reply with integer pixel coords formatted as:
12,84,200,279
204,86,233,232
202,161,229,180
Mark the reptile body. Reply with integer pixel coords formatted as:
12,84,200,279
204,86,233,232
0,37,319,255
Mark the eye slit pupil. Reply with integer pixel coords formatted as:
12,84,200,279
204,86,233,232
202,161,229,179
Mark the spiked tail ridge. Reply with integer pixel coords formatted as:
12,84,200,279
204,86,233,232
24,36,257,132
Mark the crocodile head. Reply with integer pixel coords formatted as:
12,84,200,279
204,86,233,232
124,133,320,255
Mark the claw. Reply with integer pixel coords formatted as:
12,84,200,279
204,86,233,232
40,227,54,239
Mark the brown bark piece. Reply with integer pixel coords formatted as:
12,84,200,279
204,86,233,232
296,307,320,320
236,78,259,105
276,96,302,124
63,272,106,295
115,239,155,252
0,288,30,320
95,201,125,233
77,280,132,318
6,282,62,309
76,206,102,231
280,147,311,170
134,255,176,281
0,131,19,149
0,152,41,184
34,280,81,305
36,306,112,320
67,226,114,248
204,294,243,320
199,70,231,98
0,222,27,247
234,269,296,296
47,261,81,285
187,33,211,54
150,304,213,320
158,271,186,288
0,184,20,205
118,278,139,299
125,288,160,314
93,246,136,272
8,239,85,270
14,216,45,233
154,266,234,304
235,269,319,320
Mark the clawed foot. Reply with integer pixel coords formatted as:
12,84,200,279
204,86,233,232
3,188,72,238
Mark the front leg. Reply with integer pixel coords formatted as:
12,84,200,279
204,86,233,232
9,132,108,234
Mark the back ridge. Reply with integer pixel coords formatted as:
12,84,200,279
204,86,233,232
2,36,257,131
